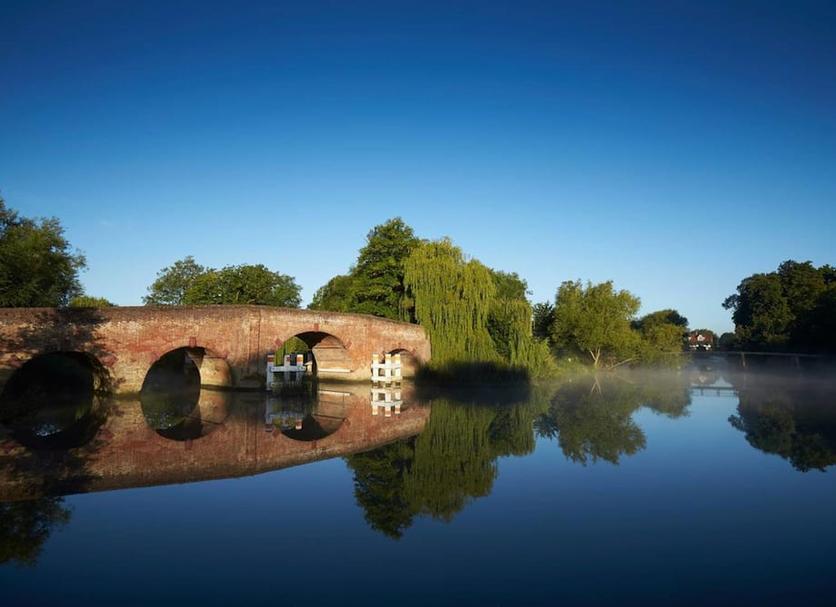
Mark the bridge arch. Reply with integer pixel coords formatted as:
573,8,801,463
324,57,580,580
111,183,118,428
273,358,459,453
0,305,432,394
144,345,233,390
140,347,232,441
278,330,356,381
0,351,109,449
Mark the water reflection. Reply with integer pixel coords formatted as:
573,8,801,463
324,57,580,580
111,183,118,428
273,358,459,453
265,381,348,441
728,372,836,471
347,389,545,538
2,364,836,563
534,372,691,465
0,497,71,567
0,352,108,450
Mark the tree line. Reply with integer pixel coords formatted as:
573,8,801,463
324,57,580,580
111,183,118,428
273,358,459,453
722,260,836,353
2,194,833,367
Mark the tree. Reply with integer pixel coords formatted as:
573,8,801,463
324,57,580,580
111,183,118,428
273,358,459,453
777,260,825,321
633,309,688,361
0,196,86,307
550,280,641,368
489,270,529,301
143,256,206,305
182,264,301,307
723,260,836,352
532,302,555,340
724,273,793,349
403,238,497,365
718,332,737,351
633,309,688,330
350,218,419,320
308,274,356,312
68,295,114,307
639,321,686,361
487,269,531,360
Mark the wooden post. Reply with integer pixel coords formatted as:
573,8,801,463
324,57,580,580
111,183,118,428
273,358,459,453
372,353,380,381
266,353,275,390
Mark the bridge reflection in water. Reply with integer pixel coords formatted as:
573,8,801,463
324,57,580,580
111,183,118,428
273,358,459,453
2,364,836,539
0,382,427,503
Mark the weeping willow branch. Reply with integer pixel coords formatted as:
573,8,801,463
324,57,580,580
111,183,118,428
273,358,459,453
404,239,556,378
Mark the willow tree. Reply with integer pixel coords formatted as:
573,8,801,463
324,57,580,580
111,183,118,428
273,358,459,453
403,239,497,365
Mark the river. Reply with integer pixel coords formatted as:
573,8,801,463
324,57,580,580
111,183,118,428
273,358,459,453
1,360,835,605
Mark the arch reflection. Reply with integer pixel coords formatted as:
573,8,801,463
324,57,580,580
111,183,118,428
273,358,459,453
265,381,348,441
0,352,108,450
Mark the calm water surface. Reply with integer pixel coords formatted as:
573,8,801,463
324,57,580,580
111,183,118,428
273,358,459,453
1,363,835,606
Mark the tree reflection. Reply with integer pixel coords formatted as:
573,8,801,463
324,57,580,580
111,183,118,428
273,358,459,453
0,498,71,567
346,390,546,539
535,379,647,465
535,373,691,465
728,372,836,472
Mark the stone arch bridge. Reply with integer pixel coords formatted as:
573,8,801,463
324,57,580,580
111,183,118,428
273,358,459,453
0,306,431,394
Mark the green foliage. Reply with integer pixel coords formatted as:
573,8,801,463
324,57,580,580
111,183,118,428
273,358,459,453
405,401,499,520
402,238,554,376
68,295,113,308
307,218,418,320
143,256,206,305
633,309,688,362
0,196,86,307
723,273,792,348
404,239,498,366
308,274,356,312
633,309,688,330
351,217,420,320
344,439,416,538
146,257,304,308
638,321,686,362
346,393,547,537
537,380,646,464
728,373,836,472
182,264,301,307
532,301,555,339
489,269,529,301
718,332,737,350
723,260,836,352
535,373,690,464
278,336,309,357
550,280,642,368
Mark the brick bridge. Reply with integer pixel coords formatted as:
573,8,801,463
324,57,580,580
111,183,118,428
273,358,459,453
0,305,431,394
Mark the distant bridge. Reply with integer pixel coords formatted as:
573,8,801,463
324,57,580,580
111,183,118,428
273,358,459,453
684,349,827,369
0,306,431,394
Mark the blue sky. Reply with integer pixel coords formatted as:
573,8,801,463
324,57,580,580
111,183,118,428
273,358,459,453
1,1,834,331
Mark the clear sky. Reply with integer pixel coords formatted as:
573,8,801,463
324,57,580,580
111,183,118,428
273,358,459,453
1,1,834,331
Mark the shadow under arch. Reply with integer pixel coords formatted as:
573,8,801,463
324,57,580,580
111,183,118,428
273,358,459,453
0,351,109,450
387,348,419,379
140,347,231,441
280,331,355,381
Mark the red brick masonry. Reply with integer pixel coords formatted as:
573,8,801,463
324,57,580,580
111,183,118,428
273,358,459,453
0,305,431,393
